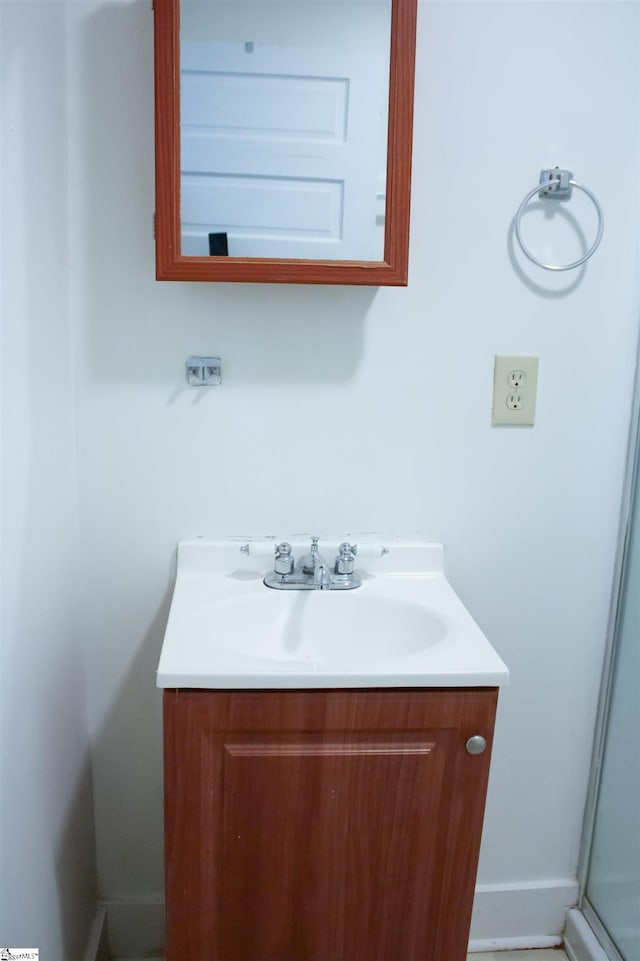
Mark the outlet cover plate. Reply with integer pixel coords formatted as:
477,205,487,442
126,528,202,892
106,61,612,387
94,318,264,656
492,355,539,427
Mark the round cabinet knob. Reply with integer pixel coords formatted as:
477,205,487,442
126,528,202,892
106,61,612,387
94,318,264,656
465,735,487,755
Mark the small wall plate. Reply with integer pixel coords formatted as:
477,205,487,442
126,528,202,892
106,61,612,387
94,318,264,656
186,356,221,387
538,167,573,200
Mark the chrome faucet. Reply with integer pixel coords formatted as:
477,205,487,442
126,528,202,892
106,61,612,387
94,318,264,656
263,538,362,591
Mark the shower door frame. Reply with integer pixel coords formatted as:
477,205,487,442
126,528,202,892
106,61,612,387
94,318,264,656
574,338,640,961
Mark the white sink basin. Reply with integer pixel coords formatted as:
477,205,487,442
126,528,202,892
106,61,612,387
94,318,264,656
157,539,509,689
190,592,447,667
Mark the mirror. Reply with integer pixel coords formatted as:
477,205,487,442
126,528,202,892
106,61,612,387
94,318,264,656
154,0,417,285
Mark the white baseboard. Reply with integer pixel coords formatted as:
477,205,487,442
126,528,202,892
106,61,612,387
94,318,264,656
103,879,578,958
468,877,579,951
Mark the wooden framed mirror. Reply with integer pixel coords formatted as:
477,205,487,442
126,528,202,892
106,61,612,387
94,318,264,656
154,0,417,285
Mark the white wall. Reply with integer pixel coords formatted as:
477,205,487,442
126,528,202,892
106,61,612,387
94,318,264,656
182,0,391,50
66,0,639,952
0,4,98,959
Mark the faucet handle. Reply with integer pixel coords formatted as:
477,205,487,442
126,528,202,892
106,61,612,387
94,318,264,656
274,542,294,575
335,542,357,575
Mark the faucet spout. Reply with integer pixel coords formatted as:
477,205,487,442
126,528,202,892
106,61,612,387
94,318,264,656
301,538,331,589
314,562,332,591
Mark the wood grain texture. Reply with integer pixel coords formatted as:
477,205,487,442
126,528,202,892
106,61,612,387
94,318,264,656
153,0,417,285
164,688,498,961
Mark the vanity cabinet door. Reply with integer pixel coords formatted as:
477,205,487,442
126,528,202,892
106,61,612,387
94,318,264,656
163,688,497,961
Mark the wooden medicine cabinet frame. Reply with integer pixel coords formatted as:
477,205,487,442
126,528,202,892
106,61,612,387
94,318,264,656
153,0,417,285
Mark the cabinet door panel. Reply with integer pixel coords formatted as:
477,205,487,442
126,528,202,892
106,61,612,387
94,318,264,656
164,689,497,961
219,732,445,961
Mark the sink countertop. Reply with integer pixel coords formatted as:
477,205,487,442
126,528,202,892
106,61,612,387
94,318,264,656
157,538,510,689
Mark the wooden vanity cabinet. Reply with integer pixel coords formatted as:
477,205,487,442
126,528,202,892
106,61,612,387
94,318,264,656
163,687,498,961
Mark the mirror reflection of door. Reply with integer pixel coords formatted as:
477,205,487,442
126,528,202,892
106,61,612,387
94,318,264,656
180,1,391,261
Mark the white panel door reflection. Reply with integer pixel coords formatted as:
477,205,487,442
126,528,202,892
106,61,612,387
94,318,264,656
180,39,388,260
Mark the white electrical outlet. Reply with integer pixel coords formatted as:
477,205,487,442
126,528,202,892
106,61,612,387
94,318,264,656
492,355,539,426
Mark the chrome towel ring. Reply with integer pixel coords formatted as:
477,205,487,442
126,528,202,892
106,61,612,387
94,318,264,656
514,168,604,271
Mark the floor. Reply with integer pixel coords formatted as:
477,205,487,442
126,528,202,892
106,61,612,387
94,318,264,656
467,952,569,961
119,947,573,961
